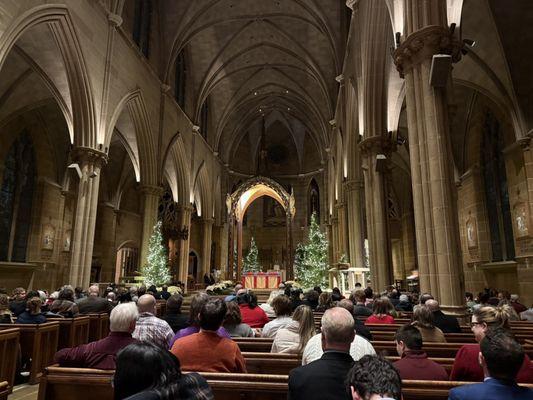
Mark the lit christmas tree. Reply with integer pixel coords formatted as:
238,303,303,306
294,212,329,289
142,220,171,286
243,236,261,273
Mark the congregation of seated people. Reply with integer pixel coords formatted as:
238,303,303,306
2,281,533,400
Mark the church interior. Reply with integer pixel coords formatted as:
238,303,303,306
1,0,533,398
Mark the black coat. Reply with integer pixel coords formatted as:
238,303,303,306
353,318,373,341
432,310,461,333
288,351,353,400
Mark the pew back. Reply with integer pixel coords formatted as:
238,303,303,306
0,328,19,393
0,322,59,384
47,317,90,350
88,313,109,343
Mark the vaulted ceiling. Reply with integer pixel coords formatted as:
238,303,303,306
160,0,348,175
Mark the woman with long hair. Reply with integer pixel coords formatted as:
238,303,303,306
365,298,395,325
271,305,315,354
0,294,14,323
410,305,446,342
223,301,254,338
114,342,213,400
261,294,293,338
315,292,333,312
450,305,533,382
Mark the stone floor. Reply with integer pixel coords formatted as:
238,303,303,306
8,385,38,400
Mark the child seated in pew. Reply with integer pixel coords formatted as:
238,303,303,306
393,324,448,381
17,297,47,324
114,342,213,400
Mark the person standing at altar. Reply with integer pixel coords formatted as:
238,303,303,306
237,292,269,328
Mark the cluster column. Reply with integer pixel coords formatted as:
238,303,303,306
176,205,193,290
360,137,393,292
393,0,465,311
200,218,214,279
345,179,365,268
69,147,108,288
139,185,163,269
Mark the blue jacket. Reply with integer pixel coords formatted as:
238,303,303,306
448,377,533,400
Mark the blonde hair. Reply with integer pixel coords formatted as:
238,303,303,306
473,305,512,331
293,305,316,352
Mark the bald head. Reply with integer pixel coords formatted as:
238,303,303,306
234,284,243,292
321,307,355,351
137,294,156,313
237,288,247,296
425,299,439,312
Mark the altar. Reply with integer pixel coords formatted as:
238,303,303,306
242,271,282,289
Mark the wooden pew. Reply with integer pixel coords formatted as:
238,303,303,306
37,367,113,400
243,352,300,375
87,313,109,343
0,321,59,384
0,328,20,393
0,381,8,400
47,317,90,350
37,366,533,400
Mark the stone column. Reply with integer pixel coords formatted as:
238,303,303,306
393,0,465,311
345,179,365,268
176,205,193,291
69,147,107,288
236,219,243,282
331,216,339,263
139,185,163,269
360,137,393,292
336,201,349,260
200,218,214,278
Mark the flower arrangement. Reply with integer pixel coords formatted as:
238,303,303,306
206,280,235,295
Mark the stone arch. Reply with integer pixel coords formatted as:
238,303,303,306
0,4,98,147
162,134,190,205
193,161,212,218
106,90,157,185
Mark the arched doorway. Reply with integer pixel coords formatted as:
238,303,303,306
188,249,199,289
227,176,295,281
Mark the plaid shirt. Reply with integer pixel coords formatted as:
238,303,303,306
132,312,174,350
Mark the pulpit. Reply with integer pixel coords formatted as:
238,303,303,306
242,272,281,289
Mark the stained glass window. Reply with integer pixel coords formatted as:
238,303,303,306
0,133,35,262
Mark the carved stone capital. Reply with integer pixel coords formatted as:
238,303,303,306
107,13,123,27
344,179,363,191
393,25,462,78
139,185,164,197
359,135,394,157
71,147,108,168
202,217,215,226
346,0,358,10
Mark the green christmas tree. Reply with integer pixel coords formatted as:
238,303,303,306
142,220,171,286
294,212,329,289
243,237,261,273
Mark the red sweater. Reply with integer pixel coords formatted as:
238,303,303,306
171,330,247,373
365,314,395,325
239,304,269,328
394,351,448,381
450,343,533,383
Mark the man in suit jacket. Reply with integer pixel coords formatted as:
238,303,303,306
425,299,461,333
449,330,533,400
77,285,112,314
288,307,355,400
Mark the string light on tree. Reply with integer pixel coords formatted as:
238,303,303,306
294,212,328,289
243,236,261,273
142,221,171,286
